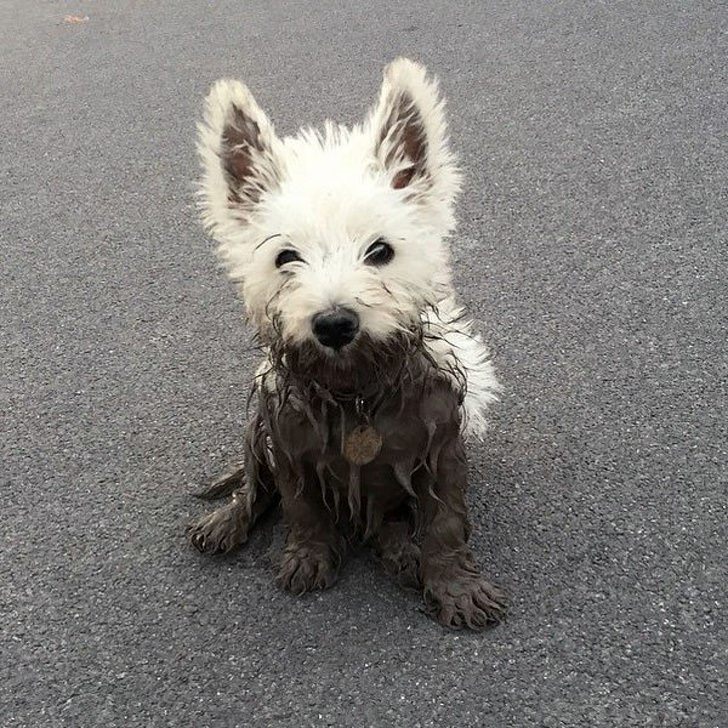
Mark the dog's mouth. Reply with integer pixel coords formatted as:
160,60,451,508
269,329,422,395
314,334,360,359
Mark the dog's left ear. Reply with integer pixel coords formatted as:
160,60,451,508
368,58,459,203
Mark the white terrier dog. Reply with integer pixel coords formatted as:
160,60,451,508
188,58,505,630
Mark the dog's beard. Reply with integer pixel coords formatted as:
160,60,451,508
266,326,426,398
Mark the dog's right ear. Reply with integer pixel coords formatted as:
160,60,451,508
197,79,283,237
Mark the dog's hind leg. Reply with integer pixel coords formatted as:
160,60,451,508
187,415,278,554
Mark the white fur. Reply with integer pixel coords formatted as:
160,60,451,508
422,298,502,439
198,58,500,438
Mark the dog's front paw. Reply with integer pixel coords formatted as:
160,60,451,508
424,570,506,631
187,500,250,554
278,542,338,595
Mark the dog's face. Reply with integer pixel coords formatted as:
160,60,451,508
198,59,459,371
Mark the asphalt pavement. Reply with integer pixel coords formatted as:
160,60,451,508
2,1,726,726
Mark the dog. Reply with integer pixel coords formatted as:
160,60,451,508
187,58,506,630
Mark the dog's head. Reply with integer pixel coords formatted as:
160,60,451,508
198,59,460,379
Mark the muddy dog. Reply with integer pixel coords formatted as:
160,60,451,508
187,59,506,630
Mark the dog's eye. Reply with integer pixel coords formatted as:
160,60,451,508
275,249,303,268
364,238,394,266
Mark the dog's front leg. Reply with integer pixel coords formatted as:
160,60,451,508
419,434,506,630
276,462,344,595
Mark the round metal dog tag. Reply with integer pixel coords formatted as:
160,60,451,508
343,425,383,465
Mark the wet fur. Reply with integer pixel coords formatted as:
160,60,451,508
187,59,506,630
189,334,506,629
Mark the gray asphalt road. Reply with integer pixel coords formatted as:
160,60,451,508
2,1,726,726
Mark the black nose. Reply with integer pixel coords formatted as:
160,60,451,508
312,308,359,350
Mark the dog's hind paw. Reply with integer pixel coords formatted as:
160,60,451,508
187,497,250,554
381,543,421,590
278,543,339,595
424,572,507,631
373,520,421,589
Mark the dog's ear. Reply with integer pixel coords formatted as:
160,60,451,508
197,79,283,234
368,58,458,199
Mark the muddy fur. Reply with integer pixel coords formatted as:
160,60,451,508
189,58,506,630
188,335,506,630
